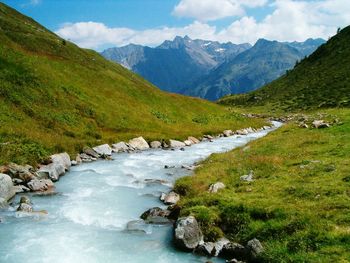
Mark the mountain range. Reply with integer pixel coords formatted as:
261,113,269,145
102,36,325,100
218,26,350,110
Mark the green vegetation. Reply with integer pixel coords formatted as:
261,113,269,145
0,3,265,165
218,26,350,111
175,109,350,262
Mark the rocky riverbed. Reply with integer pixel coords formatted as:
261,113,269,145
0,123,281,263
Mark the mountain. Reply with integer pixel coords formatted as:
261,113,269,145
185,38,323,101
0,3,263,165
286,38,326,56
218,26,350,110
101,36,251,92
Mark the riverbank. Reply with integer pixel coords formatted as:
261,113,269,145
174,109,350,262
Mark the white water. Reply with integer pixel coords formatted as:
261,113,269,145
0,122,282,263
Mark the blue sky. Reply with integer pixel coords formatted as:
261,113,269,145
3,0,350,50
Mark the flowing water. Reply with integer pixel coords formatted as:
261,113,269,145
0,122,282,263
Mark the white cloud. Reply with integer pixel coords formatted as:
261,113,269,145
172,0,268,21
56,0,350,50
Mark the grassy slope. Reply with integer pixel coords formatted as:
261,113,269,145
218,26,350,111
175,109,350,262
0,3,265,165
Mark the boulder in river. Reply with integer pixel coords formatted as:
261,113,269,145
37,162,65,182
79,153,94,162
6,163,35,182
208,182,226,193
14,185,30,193
0,173,16,202
161,191,180,205
223,130,233,137
188,136,200,144
174,216,203,251
93,144,113,156
27,179,54,192
128,137,149,151
17,196,33,213
83,147,100,158
150,141,162,149
235,129,249,135
112,142,130,152
140,207,171,224
183,140,193,146
50,152,71,171
169,139,186,148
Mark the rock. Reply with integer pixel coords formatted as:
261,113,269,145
160,192,167,202
126,220,151,234
17,196,33,213
174,216,203,251
83,147,100,158
50,152,71,171
195,242,215,256
164,165,175,169
37,162,65,182
246,238,263,259
169,139,186,148
223,130,233,137
79,153,94,162
203,135,214,140
213,238,231,257
128,137,149,151
182,165,197,171
12,178,24,185
7,163,35,182
0,198,7,209
140,207,171,224
27,179,54,192
112,142,130,152
236,129,248,135
299,122,309,128
220,242,246,259
93,144,112,156
240,170,254,182
14,185,30,193
162,191,180,205
183,140,193,146
263,126,270,130
208,182,226,193
312,120,330,129
71,160,78,166
150,141,162,149
226,259,245,263
246,127,254,133
144,179,170,186
0,174,16,202
188,136,200,144
75,154,82,164
180,147,185,151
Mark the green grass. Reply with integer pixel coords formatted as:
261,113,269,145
218,26,350,112
175,108,350,262
0,3,266,165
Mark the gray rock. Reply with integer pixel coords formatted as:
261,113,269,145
12,178,24,185
128,137,149,150
188,136,200,144
14,185,30,193
183,140,193,146
79,153,93,162
223,130,233,137
235,129,249,135
182,165,197,171
150,141,162,149
0,198,7,209
169,139,186,148
7,163,35,182
203,135,214,140
162,191,180,205
37,162,65,181
213,238,231,256
83,147,100,158
50,152,71,171
126,220,151,234
27,179,54,192
71,160,78,166
17,196,32,213
112,142,130,152
174,216,203,251
246,238,263,259
93,144,112,156
195,242,215,256
0,173,16,202
144,179,170,187
240,170,254,182
76,154,82,164
312,120,330,128
209,182,226,193
140,207,171,224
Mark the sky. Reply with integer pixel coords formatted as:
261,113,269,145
3,0,350,51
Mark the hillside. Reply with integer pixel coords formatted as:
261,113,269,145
219,26,350,111
101,36,251,93
0,3,264,165
185,39,320,101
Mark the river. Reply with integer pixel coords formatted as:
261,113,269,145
0,122,282,263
